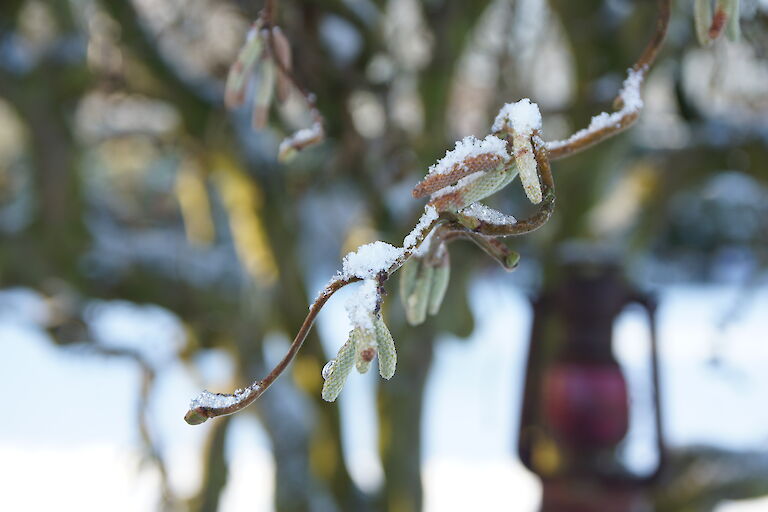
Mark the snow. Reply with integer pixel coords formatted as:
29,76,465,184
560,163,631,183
278,121,323,156
188,385,258,410
492,98,542,134
403,205,439,249
459,202,517,225
413,229,436,257
547,67,645,152
619,67,644,110
428,135,509,176
345,279,379,329
342,241,404,279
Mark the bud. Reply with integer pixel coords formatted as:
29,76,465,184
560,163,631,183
184,409,208,425
695,0,714,45
505,251,521,271
374,316,397,380
491,99,543,204
428,162,517,212
224,22,264,109
251,57,276,130
271,26,293,103
695,0,741,45
412,135,513,212
723,0,741,42
400,247,452,325
427,250,450,316
512,132,542,204
322,338,356,402
413,153,508,199
401,257,433,325
353,326,377,374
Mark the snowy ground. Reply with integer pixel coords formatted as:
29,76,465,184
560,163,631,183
2,279,768,511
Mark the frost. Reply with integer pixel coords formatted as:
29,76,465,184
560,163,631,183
428,135,509,176
403,205,439,249
345,279,379,329
547,68,645,152
189,385,258,410
492,98,542,134
342,241,405,279
459,202,517,225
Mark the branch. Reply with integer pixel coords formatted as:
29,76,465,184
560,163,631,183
185,0,670,424
545,0,671,160
185,214,442,424
445,133,555,238
184,133,556,423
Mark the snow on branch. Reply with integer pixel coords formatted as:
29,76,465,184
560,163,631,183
545,67,645,157
184,0,672,425
545,0,671,160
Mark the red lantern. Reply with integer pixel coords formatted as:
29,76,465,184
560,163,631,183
543,361,629,449
518,260,664,486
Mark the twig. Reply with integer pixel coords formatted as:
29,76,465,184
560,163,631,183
545,0,671,160
185,216,443,423
184,133,558,423
185,0,670,424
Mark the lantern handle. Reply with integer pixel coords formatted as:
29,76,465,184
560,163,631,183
627,293,666,484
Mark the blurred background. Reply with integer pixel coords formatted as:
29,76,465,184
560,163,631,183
1,0,768,511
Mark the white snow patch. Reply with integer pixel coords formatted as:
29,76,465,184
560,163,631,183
413,229,436,257
428,135,509,176
459,203,517,225
403,205,439,249
492,98,542,134
189,385,258,410
342,241,404,279
547,67,645,152
279,122,323,154
345,279,379,329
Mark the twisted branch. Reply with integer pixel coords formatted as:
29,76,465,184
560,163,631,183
185,0,671,424
185,134,555,423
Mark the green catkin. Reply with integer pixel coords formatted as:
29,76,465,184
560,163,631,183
375,317,397,380
322,338,356,402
